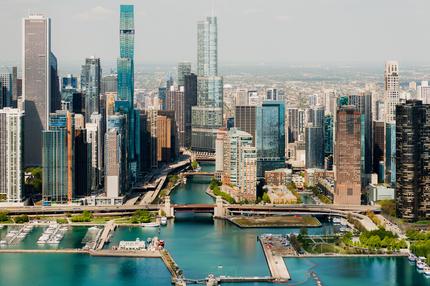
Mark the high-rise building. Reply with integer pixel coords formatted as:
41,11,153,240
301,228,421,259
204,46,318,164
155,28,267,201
334,105,361,205
156,111,178,163
0,67,17,108
266,88,278,101
117,5,137,170
101,74,118,94
62,74,78,90
42,111,75,203
167,86,186,148
23,14,58,166
177,62,191,87
183,73,197,148
396,100,430,221
385,122,396,186
235,105,257,146
307,106,325,128
373,121,385,183
305,125,324,169
255,100,285,177
81,57,101,121
384,61,400,123
324,115,333,156
191,16,223,152
0,108,24,203
74,125,89,197
222,128,257,202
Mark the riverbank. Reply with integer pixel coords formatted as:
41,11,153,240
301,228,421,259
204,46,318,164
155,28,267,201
228,215,321,228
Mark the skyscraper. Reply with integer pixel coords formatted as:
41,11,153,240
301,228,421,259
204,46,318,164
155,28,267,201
334,105,361,205
191,16,223,152
0,108,24,203
177,62,191,87
235,105,257,146
396,100,430,221
255,100,285,177
42,111,75,203
184,73,197,148
117,5,137,170
23,14,56,166
384,61,400,123
0,66,17,108
81,57,101,121
324,115,333,156
167,86,186,148
305,125,324,169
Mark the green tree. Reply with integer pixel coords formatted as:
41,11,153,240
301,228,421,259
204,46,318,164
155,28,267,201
0,212,9,222
262,192,270,203
14,215,29,224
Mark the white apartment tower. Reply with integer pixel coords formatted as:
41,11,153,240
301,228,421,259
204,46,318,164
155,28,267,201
384,61,400,123
0,108,24,203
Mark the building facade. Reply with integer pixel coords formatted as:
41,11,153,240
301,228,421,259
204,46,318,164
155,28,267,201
81,57,101,122
0,108,24,203
384,61,400,123
334,106,361,205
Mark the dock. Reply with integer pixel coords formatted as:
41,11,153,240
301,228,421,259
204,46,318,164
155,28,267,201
96,220,116,250
259,236,291,282
161,249,183,279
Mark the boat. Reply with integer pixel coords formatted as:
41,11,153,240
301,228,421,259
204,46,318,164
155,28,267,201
424,266,430,276
0,240,7,245
416,260,426,270
160,217,167,226
408,254,417,262
141,222,160,227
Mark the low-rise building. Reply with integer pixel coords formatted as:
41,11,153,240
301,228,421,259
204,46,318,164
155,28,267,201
367,184,394,204
264,168,292,186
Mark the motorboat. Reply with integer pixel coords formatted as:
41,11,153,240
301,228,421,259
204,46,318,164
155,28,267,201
0,240,7,245
408,254,417,262
141,222,160,227
424,266,430,276
417,260,426,270
160,217,167,226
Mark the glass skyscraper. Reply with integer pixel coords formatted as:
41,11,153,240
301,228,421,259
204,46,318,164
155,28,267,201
255,100,285,177
81,57,101,122
117,4,138,177
191,16,223,152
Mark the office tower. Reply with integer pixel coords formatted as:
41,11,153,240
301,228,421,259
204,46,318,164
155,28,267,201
266,88,278,101
255,100,285,177
375,100,385,121
145,110,158,169
158,86,167,110
248,90,260,106
42,111,75,203
156,111,178,163
23,15,59,166
396,100,430,221
0,66,17,108
417,81,430,104
86,123,99,192
0,108,24,203
235,105,257,146
101,74,118,94
334,105,361,205
305,125,324,169
348,92,373,182
62,74,77,90
215,128,228,178
384,61,400,123
74,126,89,197
385,122,396,186
50,53,61,114
192,16,223,152
307,106,325,127
166,86,186,148
222,128,257,201
177,62,191,87
287,107,299,143
117,5,137,168
106,114,127,197
373,121,385,182
183,73,197,148
324,115,333,156
81,57,101,121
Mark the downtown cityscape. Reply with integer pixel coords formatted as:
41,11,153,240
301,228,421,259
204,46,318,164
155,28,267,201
1,1,430,285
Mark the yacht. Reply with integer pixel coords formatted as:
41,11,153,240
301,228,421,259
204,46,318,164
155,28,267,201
160,217,167,226
408,254,417,262
424,266,430,276
141,222,160,227
416,260,426,270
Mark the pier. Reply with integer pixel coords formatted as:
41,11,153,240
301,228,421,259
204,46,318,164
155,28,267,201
259,236,291,282
96,221,116,250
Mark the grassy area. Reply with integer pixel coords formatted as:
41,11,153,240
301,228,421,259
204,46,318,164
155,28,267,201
230,215,321,228
210,178,235,204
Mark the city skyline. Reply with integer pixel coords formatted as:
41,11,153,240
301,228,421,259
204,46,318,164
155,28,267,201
1,0,430,69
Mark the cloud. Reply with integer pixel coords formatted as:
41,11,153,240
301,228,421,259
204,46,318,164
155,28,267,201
275,15,290,23
76,6,114,21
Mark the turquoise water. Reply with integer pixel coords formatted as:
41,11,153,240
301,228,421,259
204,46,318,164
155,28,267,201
0,162,429,285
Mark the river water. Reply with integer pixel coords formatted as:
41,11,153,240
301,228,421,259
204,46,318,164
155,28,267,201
0,162,429,285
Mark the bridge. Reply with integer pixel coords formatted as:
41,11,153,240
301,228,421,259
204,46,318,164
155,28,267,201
173,204,215,214
181,172,214,177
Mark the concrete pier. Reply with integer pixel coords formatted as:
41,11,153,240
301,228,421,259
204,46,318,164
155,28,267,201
96,221,116,250
259,236,291,282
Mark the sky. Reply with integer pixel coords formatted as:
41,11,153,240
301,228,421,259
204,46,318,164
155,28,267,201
0,0,429,70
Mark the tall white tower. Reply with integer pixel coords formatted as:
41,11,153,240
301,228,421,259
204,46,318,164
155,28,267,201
384,61,400,123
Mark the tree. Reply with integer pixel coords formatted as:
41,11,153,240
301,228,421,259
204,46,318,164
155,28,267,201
14,215,29,224
0,212,9,222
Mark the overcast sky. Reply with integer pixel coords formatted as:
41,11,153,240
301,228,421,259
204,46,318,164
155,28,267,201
0,0,429,70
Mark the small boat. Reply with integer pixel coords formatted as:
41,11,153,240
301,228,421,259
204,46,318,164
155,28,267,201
141,222,160,227
408,254,417,262
417,260,426,270
424,266,430,276
0,240,7,245
160,217,167,226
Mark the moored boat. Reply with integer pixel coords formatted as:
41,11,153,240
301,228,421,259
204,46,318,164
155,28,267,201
160,217,167,226
141,222,160,227
417,260,426,270
408,254,417,262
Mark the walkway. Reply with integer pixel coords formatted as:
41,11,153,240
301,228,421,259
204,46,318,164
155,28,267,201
96,220,116,250
259,236,291,281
